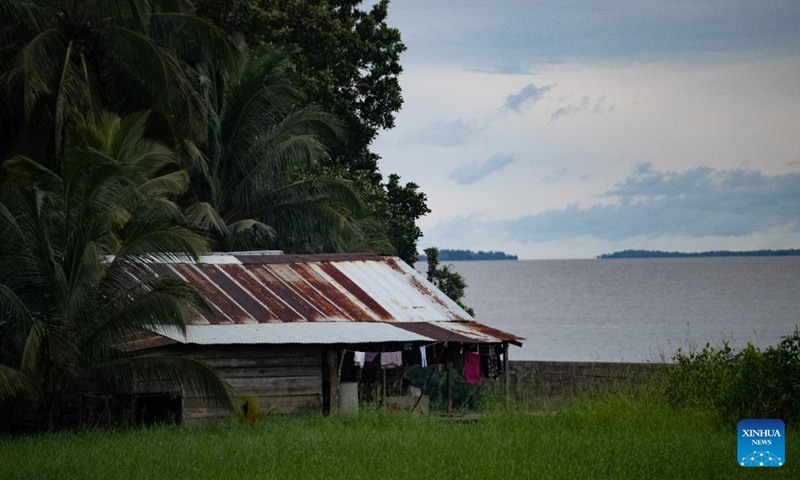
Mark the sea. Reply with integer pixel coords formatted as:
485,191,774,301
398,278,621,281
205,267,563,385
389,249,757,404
417,257,800,363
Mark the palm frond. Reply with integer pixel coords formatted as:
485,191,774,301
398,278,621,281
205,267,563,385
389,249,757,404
184,201,229,236
89,356,233,409
0,1,58,33
226,219,277,251
0,365,34,402
2,154,63,192
137,170,190,199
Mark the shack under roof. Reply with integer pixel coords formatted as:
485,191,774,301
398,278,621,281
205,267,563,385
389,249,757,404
128,253,523,350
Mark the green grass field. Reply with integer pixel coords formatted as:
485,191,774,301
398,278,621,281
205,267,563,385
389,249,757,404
2,395,796,479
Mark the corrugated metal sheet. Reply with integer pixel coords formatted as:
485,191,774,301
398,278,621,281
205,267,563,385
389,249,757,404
393,322,524,346
128,253,524,350
152,323,432,345
149,254,474,324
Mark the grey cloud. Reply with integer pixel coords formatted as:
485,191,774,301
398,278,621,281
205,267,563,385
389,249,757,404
450,154,515,185
435,165,800,242
504,84,552,112
551,96,614,121
551,96,591,121
403,119,485,147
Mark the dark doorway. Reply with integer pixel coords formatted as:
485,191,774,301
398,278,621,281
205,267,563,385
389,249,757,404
133,394,182,425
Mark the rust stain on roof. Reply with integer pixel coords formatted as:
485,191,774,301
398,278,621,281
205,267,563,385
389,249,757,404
125,254,522,348
317,262,393,320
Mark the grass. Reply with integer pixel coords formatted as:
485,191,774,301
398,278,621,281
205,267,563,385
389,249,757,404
2,394,797,480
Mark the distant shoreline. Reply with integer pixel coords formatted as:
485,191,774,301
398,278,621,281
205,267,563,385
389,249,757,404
598,249,800,259
417,249,518,262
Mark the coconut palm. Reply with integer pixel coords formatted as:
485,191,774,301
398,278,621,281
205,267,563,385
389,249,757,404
0,0,230,162
0,112,232,430
186,48,370,252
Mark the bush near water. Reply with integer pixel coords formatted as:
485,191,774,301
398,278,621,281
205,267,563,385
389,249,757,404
667,328,800,426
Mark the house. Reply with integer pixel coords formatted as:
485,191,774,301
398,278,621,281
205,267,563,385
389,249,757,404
119,252,524,422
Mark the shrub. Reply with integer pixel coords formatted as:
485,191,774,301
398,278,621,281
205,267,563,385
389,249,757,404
667,328,800,426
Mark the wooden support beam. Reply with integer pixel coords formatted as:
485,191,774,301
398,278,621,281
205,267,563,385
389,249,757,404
327,349,339,415
381,345,386,407
446,360,452,415
503,342,510,400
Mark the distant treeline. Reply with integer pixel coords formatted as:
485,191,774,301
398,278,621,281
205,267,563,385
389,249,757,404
598,249,800,259
417,249,518,261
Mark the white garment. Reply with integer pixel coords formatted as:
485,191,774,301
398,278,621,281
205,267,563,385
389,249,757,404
353,351,366,368
380,351,402,369
420,346,428,367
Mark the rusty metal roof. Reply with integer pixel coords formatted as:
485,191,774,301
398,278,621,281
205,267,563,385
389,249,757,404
147,254,473,324
131,254,523,349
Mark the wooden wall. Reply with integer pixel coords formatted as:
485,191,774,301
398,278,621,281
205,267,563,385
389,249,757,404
141,344,324,421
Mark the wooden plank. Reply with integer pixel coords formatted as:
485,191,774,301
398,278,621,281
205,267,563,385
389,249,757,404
143,344,321,359
224,375,321,390
202,355,320,369
225,376,322,397
189,345,320,358
216,365,321,379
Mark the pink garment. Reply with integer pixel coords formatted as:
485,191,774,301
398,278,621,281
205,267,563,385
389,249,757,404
380,351,403,369
464,351,483,384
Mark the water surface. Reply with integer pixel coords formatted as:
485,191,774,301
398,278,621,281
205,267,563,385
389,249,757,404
418,257,800,362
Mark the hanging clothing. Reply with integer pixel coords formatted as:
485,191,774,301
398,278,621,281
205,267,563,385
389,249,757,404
487,347,500,379
464,351,483,384
380,351,403,369
365,352,378,363
420,346,428,367
353,351,366,368
480,347,501,379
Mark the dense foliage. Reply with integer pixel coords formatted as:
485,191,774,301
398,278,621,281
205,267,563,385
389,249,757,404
0,0,436,431
193,0,429,263
667,329,800,426
0,113,233,430
194,0,405,176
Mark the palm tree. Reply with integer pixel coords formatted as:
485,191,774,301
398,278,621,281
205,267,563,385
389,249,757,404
0,0,230,162
0,112,232,430
186,48,370,252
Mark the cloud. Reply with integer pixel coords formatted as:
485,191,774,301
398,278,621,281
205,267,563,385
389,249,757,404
392,1,800,68
503,84,552,112
551,96,614,121
435,165,800,241
450,154,515,185
403,119,485,147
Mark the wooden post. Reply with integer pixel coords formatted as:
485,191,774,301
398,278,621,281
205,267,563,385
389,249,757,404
327,349,339,415
446,360,452,415
381,345,386,407
503,342,510,400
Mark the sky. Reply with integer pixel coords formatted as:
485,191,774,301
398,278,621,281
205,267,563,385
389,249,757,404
370,0,800,259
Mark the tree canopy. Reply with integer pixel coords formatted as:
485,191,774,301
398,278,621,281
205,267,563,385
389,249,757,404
0,113,233,429
194,0,405,177
193,0,428,263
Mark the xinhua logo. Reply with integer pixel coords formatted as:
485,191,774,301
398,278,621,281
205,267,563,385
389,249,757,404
738,419,785,467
